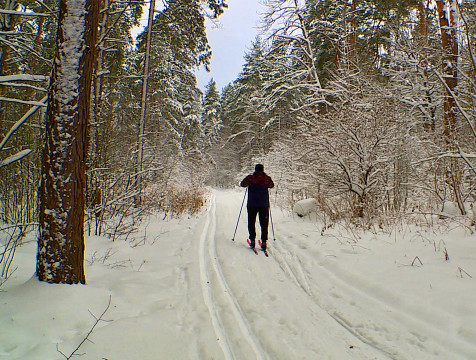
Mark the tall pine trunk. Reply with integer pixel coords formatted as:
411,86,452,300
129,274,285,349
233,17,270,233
419,0,436,132
136,0,156,205
37,0,99,284
435,0,464,214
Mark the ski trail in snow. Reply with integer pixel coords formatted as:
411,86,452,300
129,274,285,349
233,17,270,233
200,194,268,360
271,234,399,359
273,224,476,360
208,195,268,360
271,240,313,296
199,196,234,360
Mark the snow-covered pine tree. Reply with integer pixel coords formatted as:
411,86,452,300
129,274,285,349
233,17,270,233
223,39,271,161
201,78,221,143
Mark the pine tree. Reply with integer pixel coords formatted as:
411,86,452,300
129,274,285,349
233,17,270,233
224,39,270,159
201,78,221,143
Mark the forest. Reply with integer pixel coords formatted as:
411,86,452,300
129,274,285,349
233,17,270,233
1,0,475,285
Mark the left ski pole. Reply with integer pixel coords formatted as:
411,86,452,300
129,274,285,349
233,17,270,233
232,188,247,241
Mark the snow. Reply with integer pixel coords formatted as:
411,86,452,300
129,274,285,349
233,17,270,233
442,201,475,221
56,0,85,110
293,198,318,218
0,149,32,168
0,75,49,83
1,189,476,359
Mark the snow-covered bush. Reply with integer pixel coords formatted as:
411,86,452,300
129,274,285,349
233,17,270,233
293,198,317,218
252,76,433,228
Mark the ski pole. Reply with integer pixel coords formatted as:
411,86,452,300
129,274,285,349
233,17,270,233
268,189,276,241
232,188,247,241
269,204,276,241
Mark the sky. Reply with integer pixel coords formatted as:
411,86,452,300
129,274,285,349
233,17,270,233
196,0,267,91
132,0,266,92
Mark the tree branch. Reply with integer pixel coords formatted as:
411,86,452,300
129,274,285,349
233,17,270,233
57,296,113,359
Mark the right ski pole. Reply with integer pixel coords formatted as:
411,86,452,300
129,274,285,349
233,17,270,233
269,204,276,241
268,189,276,241
232,188,247,241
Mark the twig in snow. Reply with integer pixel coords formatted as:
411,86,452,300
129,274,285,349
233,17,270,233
411,256,423,266
136,260,147,272
57,296,112,359
457,267,472,279
444,247,450,261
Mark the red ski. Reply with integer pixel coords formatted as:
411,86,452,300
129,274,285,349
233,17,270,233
258,240,269,257
246,239,258,255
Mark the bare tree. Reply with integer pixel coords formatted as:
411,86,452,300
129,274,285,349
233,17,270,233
261,0,325,110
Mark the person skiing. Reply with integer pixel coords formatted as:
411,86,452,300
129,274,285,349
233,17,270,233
240,164,274,251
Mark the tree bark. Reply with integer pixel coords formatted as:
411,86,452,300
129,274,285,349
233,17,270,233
419,0,436,132
436,0,459,142
349,0,357,69
435,0,464,214
0,0,17,78
137,0,156,205
37,0,99,284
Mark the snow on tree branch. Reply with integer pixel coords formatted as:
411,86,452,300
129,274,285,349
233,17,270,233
0,149,32,168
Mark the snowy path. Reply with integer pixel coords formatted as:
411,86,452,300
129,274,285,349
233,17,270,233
209,191,387,360
2,188,476,359
209,189,476,360
199,194,267,360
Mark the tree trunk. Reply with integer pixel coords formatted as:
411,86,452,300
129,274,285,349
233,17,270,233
37,0,99,284
0,0,18,127
436,0,458,139
349,0,357,69
136,0,156,205
435,0,464,214
0,0,17,77
419,0,436,132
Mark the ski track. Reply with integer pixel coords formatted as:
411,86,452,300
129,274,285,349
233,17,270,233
199,195,234,359
270,238,398,359
199,194,268,360
273,222,476,360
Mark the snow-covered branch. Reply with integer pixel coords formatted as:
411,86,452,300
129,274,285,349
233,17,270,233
0,74,49,83
0,96,48,107
0,149,32,168
0,9,54,17
0,95,47,153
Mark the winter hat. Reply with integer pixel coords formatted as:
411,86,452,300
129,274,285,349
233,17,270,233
255,164,264,172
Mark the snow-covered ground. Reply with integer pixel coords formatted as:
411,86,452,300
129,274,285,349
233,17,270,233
1,189,476,360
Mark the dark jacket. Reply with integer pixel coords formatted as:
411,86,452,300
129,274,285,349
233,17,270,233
240,171,274,208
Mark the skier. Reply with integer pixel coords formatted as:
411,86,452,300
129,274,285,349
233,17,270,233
240,164,274,251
